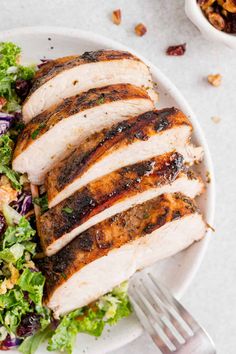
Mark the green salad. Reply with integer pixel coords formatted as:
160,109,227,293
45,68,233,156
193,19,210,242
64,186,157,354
0,42,132,354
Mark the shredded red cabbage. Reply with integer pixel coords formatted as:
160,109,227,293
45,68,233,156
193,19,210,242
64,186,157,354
11,192,33,215
0,335,22,350
0,113,15,136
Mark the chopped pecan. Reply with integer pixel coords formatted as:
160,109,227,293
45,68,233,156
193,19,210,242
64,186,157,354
222,0,236,13
135,23,147,36
207,73,222,86
112,9,121,25
166,43,186,56
198,0,216,10
208,12,226,30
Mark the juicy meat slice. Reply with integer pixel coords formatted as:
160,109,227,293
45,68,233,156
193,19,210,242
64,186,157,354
39,152,204,256
46,108,203,208
38,193,206,316
23,50,157,122
13,84,154,185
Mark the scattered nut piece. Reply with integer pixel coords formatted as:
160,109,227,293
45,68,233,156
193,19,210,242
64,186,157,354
207,73,222,86
112,9,121,25
0,97,7,110
211,116,221,123
166,43,186,56
135,23,147,36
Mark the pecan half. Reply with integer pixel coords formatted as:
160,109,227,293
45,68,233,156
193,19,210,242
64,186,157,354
208,12,226,30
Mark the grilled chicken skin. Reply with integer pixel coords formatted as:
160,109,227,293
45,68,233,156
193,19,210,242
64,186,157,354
46,108,203,208
23,50,157,122
38,193,206,316
13,84,154,185
40,152,204,256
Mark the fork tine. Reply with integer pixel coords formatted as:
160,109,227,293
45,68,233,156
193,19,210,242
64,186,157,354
147,273,193,338
129,286,175,353
148,273,200,334
137,289,180,351
140,276,187,347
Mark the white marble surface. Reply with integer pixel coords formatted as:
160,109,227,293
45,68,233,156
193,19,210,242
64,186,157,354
1,1,235,353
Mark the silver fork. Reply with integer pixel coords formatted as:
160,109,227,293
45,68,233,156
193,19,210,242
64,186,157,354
128,272,216,354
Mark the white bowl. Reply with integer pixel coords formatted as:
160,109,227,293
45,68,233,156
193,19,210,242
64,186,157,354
0,26,215,354
185,0,236,49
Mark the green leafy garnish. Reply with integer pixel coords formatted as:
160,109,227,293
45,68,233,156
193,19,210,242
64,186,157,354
62,206,73,214
33,195,49,213
47,282,131,354
2,217,36,249
31,123,46,140
19,326,53,354
0,214,49,335
0,134,21,189
97,95,105,105
0,134,13,164
0,42,35,112
18,268,45,309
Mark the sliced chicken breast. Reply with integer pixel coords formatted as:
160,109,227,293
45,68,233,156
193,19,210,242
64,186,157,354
23,50,157,122
39,152,204,256
38,193,206,316
46,108,204,208
13,84,154,185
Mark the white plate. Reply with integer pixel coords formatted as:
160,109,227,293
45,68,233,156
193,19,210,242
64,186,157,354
0,27,215,354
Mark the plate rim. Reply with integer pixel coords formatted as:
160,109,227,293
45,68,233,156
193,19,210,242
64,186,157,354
0,25,215,352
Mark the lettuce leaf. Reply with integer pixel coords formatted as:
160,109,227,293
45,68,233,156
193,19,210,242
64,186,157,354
33,195,48,214
0,288,31,332
0,134,21,190
0,134,13,164
18,269,45,309
47,282,132,354
2,217,36,249
19,326,52,354
0,243,24,263
0,42,35,112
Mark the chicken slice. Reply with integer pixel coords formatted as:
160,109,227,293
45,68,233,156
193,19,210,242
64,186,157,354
38,193,206,317
39,152,204,256
23,50,157,122
46,108,203,208
13,84,154,185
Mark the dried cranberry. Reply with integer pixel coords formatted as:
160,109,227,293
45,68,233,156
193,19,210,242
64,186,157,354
166,43,186,56
0,213,7,238
15,79,31,101
16,314,41,338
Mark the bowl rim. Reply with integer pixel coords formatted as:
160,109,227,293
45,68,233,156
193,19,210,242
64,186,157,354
0,25,216,353
185,0,236,48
